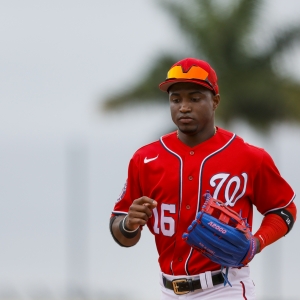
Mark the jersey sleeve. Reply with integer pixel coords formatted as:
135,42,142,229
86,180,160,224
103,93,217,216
112,154,142,215
252,149,295,215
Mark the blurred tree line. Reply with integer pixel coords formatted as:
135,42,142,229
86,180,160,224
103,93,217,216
102,0,300,131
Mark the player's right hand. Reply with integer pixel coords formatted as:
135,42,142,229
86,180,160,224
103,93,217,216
125,196,157,231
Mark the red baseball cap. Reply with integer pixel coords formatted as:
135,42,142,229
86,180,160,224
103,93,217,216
159,58,219,94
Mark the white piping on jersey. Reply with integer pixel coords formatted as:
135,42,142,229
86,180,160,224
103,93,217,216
111,210,128,215
194,133,236,215
160,136,183,276
263,192,296,215
170,261,174,275
185,133,236,275
159,137,183,213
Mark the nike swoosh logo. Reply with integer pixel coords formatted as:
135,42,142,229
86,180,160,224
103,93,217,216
144,155,159,164
259,235,264,243
281,211,289,217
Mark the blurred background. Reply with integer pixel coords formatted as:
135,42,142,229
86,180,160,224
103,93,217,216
0,0,300,299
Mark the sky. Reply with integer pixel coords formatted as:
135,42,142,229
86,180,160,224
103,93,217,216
1,1,300,299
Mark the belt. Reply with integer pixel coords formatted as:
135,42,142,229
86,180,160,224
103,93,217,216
162,272,224,295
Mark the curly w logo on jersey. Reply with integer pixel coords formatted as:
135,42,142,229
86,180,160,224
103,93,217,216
209,173,248,207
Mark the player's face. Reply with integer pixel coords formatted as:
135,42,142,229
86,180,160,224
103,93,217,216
168,82,220,137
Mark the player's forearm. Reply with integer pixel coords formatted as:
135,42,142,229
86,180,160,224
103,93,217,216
254,202,297,251
110,215,141,247
254,214,287,251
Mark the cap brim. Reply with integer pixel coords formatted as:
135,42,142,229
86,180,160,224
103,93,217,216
159,79,214,93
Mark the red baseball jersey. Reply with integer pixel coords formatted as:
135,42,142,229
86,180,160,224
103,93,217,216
112,127,295,276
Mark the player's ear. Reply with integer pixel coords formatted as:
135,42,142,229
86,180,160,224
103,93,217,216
212,94,220,111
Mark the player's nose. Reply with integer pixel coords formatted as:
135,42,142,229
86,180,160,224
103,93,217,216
179,101,191,112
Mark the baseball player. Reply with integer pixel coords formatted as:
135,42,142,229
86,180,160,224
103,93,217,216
109,58,297,299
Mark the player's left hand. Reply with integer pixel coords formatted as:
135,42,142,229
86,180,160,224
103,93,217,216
182,191,260,268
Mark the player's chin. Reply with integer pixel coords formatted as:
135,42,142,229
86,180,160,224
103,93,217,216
178,126,198,135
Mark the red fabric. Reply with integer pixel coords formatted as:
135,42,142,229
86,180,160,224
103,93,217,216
112,128,295,276
254,201,297,251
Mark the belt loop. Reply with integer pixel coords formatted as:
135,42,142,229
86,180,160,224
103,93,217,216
188,278,194,292
162,275,167,287
199,273,208,289
205,271,213,289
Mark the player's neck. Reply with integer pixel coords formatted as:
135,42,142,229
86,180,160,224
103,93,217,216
177,126,217,147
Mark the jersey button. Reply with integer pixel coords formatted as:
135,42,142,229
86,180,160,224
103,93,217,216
178,257,183,262
188,176,193,180
186,205,190,209
190,151,194,155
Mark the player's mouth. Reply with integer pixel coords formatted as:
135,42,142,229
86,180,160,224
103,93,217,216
178,117,194,124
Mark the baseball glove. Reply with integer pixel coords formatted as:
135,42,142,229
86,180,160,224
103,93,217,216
182,191,258,268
